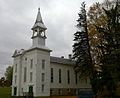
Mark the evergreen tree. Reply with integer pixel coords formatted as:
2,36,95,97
72,2,93,78
95,1,120,97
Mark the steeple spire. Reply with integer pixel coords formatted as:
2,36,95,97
31,8,47,36
36,8,43,24
31,8,47,48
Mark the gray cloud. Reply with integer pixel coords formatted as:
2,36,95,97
0,0,104,77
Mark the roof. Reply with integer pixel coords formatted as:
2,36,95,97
12,47,52,58
12,49,75,66
32,8,47,30
12,49,25,57
50,56,75,65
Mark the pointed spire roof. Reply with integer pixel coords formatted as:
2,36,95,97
32,8,47,30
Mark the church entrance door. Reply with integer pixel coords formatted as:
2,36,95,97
29,86,33,93
14,87,17,96
29,85,33,97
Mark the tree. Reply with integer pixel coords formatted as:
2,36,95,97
72,2,93,79
87,0,120,95
0,77,5,87
87,2,107,66
87,2,108,94
5,66,13,86
73,0,120,96
94,1,120,97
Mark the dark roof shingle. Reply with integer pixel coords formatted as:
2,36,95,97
50,56,75,65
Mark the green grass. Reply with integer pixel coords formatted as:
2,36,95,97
0,87,11,98
0,87,77,98
1,86,120,98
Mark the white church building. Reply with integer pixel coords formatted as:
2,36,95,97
12,8,91,97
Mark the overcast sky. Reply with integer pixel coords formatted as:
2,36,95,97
0,0,104,77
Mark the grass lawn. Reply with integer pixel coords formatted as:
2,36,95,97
0,87,77,98
0,87,11,98
1,87,120,98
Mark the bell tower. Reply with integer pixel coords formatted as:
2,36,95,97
31,8,51,96
31,8,47,48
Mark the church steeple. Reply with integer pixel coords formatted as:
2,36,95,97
31,8,47,48
32,8,47,37
35,8,43,23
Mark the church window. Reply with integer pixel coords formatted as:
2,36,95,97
42,84,44,92
50,89,53,95
41,73,45,82
51,68,53,83
85,78,88,83
58,89,62,95
24,67,27,82
67,70,70,84
67,88,71,92
59,69,61,83
25,58,27,61
15,75,17,84
30,59,33,69
30,72,33,82
15,64,17,73
42,59,45,69
21,88,23,93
